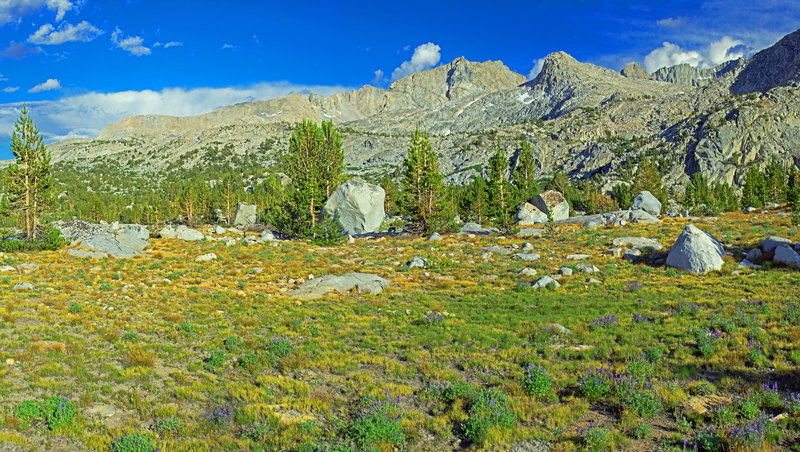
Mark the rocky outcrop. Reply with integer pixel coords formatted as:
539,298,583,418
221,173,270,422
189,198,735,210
731,28,800,94
631,191,661,216
620,63,650,80
55,220,149,258
515,202,548,225
665,224,725,274
233,203,257,227
322,181,385,235
288,273,389,300
531,190,569,221
160,225,204,241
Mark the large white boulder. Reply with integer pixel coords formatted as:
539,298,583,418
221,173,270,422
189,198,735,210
531,190,569,221
515,202,548,225
55,220,149,258
160,225,204,241
322,180,385,235
665,224,725,274
631,191,661,216
233,203,257,227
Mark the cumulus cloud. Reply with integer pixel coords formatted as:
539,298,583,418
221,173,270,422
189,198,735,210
28,78,61,92
0,41,41,60
390,42,441,82
527,57,546,80
642,36,750,72
0,82,353,145
111,27,150,56
29,21,103,45
371,69,385,85
2,86,19,93
0,0,73,25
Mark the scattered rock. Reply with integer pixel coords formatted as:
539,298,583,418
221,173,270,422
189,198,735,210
608,247,624,258
260,230,275,241
665,224,725,274
0,265,14,273
576,263,600,273
86,403,119,418
530,275,561,289
461,222,499,235
631,191,662,216
515,202,548,225
586,278,601,284
738,259,760,269
686,395,731,416
56,220,149,258
13,282,34,290
745,248,763,263
531,190,569,221
761,236,792,254
408,256,426,269
16,263,39,274
483,246,511,255
612,237,664,252
518,268,538,276
233,203,258,227
429,232,443,241
288,273,389,300
160,225,204,241
774,245,800,269
521,242,534,252
559,267,573,276
517,228,544,237
629,209,661,224
322,180,385,235
214,225,226,235
541,323,572,334
195,253,217,262
566,254,590,260
513,253,540,261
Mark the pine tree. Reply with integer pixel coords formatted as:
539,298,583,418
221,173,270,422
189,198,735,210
380,174,401,217
632,158,663,200
512,140,538,201
487,142,513,229
740,166,765,208
5,105,53,239
319,120,345,200
401,128,447,234
461,176,489,224
218,172,238,225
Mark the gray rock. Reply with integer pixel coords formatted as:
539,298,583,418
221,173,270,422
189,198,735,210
518,268,538,276
665,224,725,274
667,208,679,217
161,225,204,241
521,242,534,252
214,225,226,234
530,275,561,289
738,259,760,269
745,248,763,263
566,254,590,260
429,232,443,242
531,190,569,221
461,222,499,235
515,202,548,225
513,253,540,261
233,203,258,227
586,278,602,284
55,220,149,258
576,263,600,273
761,236,792,254
289,273,389,300
260,230,276,241
774,245,800,269
583,218,605,229
322,181,385,235
517,228,544,237
13,282,34,290
195,253,217,262
408,256,426,269
612,237,664,252
559,267,573,276
745,207,757,213
541,323,571,334
0,265,14,273
483,246,511,255
631,191,662,216
17,262,40,274
629,209,661,224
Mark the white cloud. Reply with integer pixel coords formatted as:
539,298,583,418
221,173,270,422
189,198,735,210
0,82,353,144
0,74,6,81
527,57,546,80
29,21,103,45
643,36,752,72
154,41,182,48
221,43,234,50
111,27,150,56
656,17,686,28
371,69,385,85
390,42,441,82
2,86,19,93
28,78,61,92
0,0,73,25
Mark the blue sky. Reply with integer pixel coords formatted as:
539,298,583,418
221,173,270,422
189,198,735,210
1,0,799,160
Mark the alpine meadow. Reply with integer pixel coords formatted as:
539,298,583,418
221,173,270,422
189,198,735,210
3,2,800,451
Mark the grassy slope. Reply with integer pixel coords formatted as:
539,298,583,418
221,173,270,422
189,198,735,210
0,210,799,450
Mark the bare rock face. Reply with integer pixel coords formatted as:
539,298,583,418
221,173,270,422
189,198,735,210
55,220,149,258
631,191,661,216
531,190,569,221
289,273,389,300
233,203,257,227
322,180,385,235
666,224,725,274
515,202,548,225
731,28,800,94
620,63,650,80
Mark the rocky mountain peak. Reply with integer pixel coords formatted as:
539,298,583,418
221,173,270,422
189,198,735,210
620,63,650,80
730,28,800,94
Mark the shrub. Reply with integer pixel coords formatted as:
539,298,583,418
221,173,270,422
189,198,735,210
348,393,405,448
577,367,614,402
309,216,345,246
109,433,157,452
462,388,516,444
577,422,613,451
16,395,78,430
521,364,553,400
0,226,66,252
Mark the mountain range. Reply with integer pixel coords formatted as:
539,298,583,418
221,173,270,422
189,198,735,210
47,27,800,191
